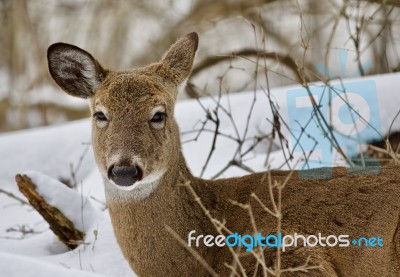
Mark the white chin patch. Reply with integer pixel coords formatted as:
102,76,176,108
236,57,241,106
104,170,165,202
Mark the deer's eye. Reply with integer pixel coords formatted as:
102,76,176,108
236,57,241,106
151,112,167,123
94,111,108,121
150,111,167,129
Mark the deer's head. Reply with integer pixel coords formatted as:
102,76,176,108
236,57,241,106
47,33,198,201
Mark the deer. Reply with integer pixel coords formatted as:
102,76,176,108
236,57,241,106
47,32,400,277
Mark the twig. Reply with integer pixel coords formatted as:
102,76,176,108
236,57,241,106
182,181,247,276
89,196,108,211
165,225,219,277
0,188,29,206
188,49,304,98
229,200,274,276
69,143,91,188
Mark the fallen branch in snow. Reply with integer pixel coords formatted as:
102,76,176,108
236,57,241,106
15,174,84,249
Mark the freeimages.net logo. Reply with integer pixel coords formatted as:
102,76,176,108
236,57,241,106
286,51,382,178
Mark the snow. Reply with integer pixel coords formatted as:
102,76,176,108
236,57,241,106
0,119,94,185
43,213,133,277
0,72,399,276
0,171,132,276
0,252,106,277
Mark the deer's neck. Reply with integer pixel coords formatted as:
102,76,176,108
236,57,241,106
104,150,213,274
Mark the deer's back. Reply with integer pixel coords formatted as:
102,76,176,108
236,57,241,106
193,165,400,276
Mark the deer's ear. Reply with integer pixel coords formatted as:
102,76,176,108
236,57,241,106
47,43,106,98
161,32,198,85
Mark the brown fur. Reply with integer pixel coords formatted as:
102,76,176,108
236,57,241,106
48,33,400,276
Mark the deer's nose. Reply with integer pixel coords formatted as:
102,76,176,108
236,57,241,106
108,165,143,187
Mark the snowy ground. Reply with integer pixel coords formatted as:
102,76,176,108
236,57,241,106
0,72,400,276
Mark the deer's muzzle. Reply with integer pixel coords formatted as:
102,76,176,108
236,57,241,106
108,165,143,187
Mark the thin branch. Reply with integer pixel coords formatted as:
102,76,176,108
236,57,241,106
187,49,305,98
165,225,219,277
0,188,29,206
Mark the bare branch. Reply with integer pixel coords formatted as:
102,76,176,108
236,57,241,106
0,188,29,206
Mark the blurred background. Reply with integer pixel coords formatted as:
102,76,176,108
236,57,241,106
1,0,400,132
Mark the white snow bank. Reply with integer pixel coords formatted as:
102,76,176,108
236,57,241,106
0,251,107,277
44,213,133,277
0,119,95,189
0,230,67,256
